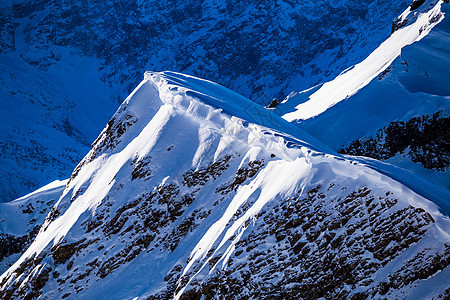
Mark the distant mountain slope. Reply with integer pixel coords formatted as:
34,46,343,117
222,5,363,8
275,0,450,189
0,180,65,275
0,0,410,201
1,0,411,102
0,72,448,300
0,51,117,202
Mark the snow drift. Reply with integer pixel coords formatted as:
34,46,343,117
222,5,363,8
0,71,449,299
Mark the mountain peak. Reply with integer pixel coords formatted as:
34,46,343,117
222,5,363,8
1,67,449,299
1,1,449,298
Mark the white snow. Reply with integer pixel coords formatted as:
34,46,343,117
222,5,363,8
175,157,312,298
0,180,66,274
1,68,449,298
0,180,66,236
281,0,445,122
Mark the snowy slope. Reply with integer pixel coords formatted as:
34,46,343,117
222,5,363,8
0,72,449,299
278,0,446,122
0,180,65,275
0,0,412,201
275,0,449,189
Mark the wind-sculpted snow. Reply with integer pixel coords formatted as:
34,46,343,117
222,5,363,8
0,0,412,200
148,71,334,154
0,72,449,299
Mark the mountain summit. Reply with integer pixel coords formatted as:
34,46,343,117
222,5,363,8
1,70,449,299
0,0,413,201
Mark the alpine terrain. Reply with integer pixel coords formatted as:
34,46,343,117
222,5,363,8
0,0,449,299
0,0,413,201
275,0,450,190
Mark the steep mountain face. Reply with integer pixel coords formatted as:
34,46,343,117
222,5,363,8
339,112,449,185
275,0,450,189
0,0,411,201
0,72,449,300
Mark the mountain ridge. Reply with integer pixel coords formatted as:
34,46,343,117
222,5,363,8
0,0,412,201
275,0,450,192
0,1,449,298
1,70,449,299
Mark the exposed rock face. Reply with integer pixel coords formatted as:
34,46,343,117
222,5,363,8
0,181,64,275
0,230,38,263
339,112,450,171
0,0,411,201
0,72,448,300
410,0,426,10
170,186,442,299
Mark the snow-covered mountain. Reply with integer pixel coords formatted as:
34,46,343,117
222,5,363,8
0,71,449,299
275,0,450,189
1,0,449,298
0,0,412,201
